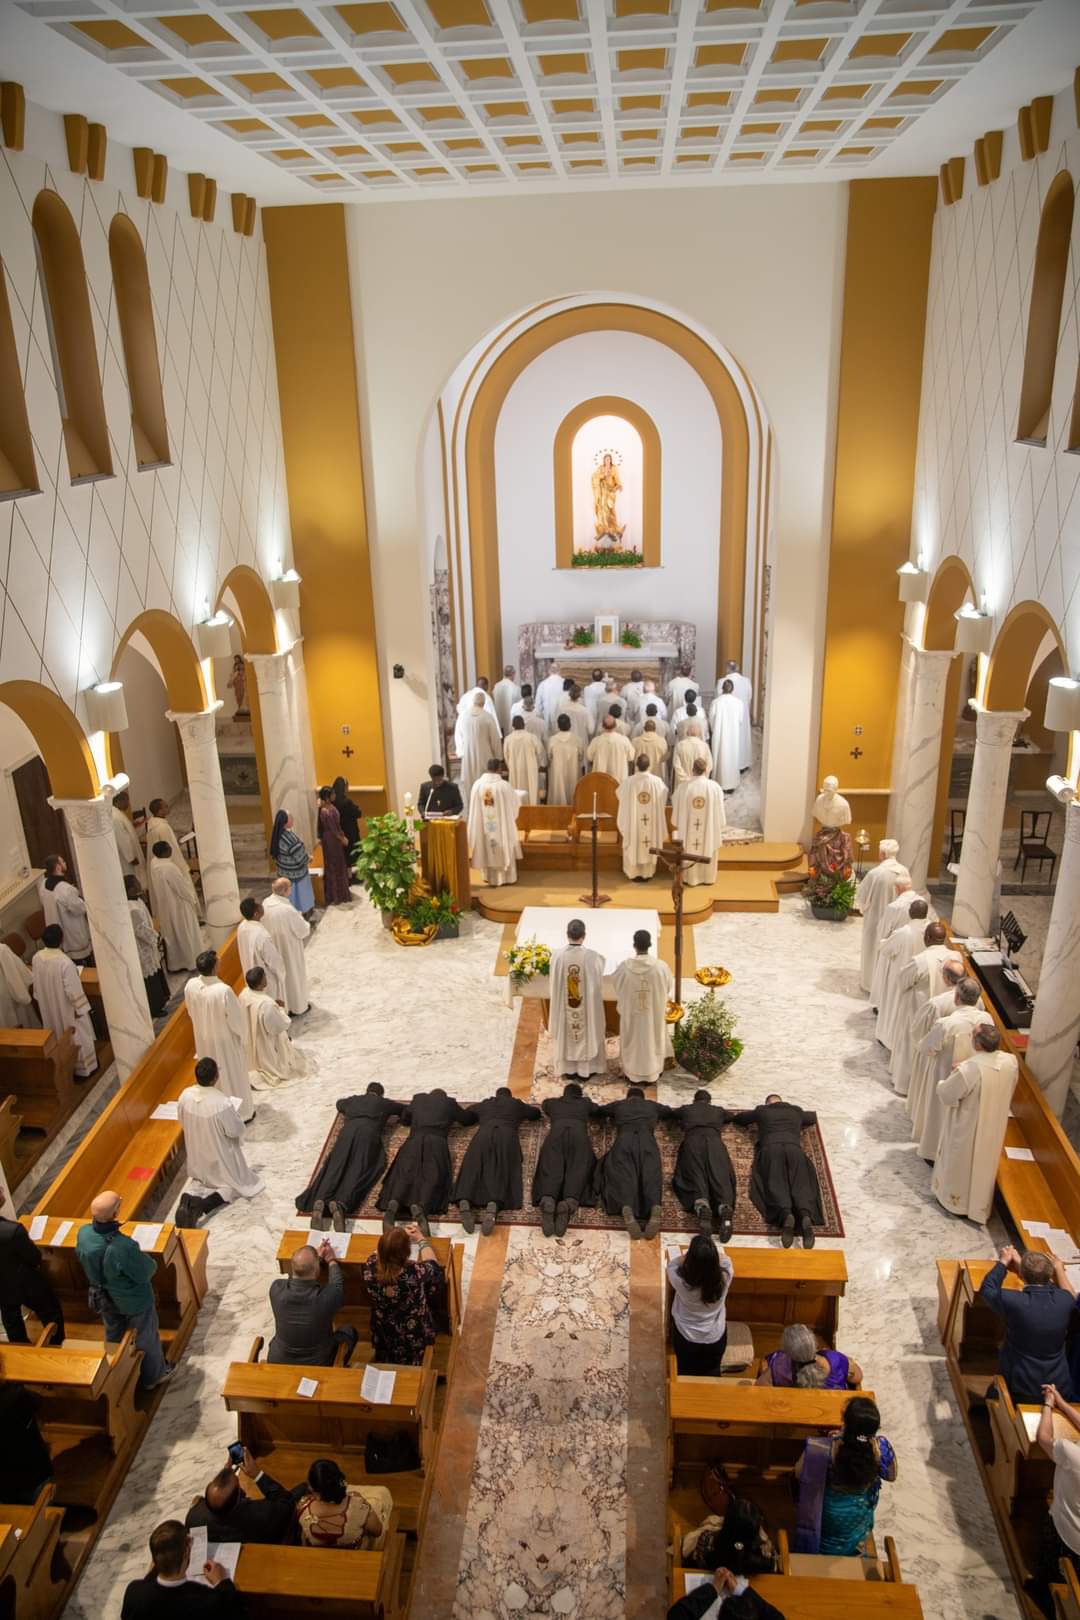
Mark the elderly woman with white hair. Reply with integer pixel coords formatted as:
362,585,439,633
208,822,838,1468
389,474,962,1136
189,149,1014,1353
756,1322,862,1391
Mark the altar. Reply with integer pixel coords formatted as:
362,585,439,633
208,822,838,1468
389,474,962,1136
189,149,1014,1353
517,620,695,691
506,905,661,1023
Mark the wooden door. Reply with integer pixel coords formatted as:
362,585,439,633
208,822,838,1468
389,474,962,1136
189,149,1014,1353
12,757,72,872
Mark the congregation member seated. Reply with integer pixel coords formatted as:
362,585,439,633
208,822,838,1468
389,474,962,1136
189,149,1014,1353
361,1225,443,1366
667,1573,785,1620
375,1087,477,1236
187,1445,302,1545
450,1086,541,1235
681,1495,778,1576
532,1081,602,1238
793,1395,897,1555
667,1234,734,1376
1028,1384,1080,1618
0,1373,53,1505
122,1519,242,1617
978,1245,1077,1404
296,1082,408,1231
294,1458,392,1550
757,1323,862,1390
731,1095,822,1249
267,1240,358,1366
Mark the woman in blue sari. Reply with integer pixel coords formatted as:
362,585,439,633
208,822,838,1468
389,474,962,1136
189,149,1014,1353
794,1396,896,1556
270,810,314,915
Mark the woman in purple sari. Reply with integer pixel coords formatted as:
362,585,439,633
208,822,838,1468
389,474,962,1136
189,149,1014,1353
317,787,351,905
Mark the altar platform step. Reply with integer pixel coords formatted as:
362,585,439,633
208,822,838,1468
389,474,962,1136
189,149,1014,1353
518,831,804,877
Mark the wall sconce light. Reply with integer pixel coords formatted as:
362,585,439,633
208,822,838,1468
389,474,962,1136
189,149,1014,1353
196,611,239,660
953,602,993,655
1047,774,1078,804
897,561,929,603
84,681,128,732
270,569,301,610
1045,676,1080,734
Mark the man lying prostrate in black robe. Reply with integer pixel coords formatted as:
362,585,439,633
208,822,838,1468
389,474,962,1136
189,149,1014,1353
595,1087,675,1241
670,1090,738,1242
296,1082,408,1231
731,1093,823,1250
532,1082,602,1238
376,1088,477,1236
451,1087,541,1235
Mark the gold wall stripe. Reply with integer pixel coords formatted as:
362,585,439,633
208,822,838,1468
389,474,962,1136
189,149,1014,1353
435,398,460,699
87,123,107,182
552,394,661,569
0,83,26,151
63,114,88,176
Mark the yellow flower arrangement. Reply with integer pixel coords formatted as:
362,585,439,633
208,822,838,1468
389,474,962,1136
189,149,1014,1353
505,938,552,982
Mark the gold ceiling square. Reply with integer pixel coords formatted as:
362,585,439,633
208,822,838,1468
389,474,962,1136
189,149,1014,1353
569,158,603,168
888,78,944,100
418,105,467,121
676,153,710,164
415,165,450,175
770,38,827,64
705,0,761,8
221,118,272,133
801,119,841,133
848,32,913,60
331,144,371,155
521,0,579,18
539,53,590,77
862,116,903,130
465,162,500,172
232,72,292,96
387,141,427,152
72,19,146,50
621,95,663,111
753,87,800,104
623,155,657,166
618,48,668,73
336,4,406,33
621,127,660,141
352,108,403,125
159,76,217,99
680,125,719,140
384,62,442,84
426,0,493,26
311,67,366,90
502,134,544,146
443,136,485,148
784,148,820,159
518,160,552,170
839,145,875,156
461,58,515,80
694,44,746,69
552,98,595,115
244,9,319,41
614,0,671,16
931,26,996,55
562,130,600,143
822,83,869,101
741,121,781,136
730,151,764,161
309,172,346,182
290,114,335,129
686,91,731,109
362,169,397,178
157,15,236,47
270,148,310,161
484,101,530,116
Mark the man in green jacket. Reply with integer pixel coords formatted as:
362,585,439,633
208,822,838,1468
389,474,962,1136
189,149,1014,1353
76,1190,171,1390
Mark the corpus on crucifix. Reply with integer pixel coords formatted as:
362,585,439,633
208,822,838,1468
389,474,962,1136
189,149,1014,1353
649,837,709,1009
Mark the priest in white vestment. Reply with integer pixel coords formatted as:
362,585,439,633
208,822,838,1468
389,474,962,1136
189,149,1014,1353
635,722,669,784
709,682,744,791
32,926,95,1076
239,968,311,1088
518,698,548,745
869,881,919,1008
672,760,727,883
668,667,697,713
111,791,146,889
458,694,502,801
875,901,930,1050
556,687,593,748
855,843,908,992
149,843,203,972
548,918,607,1078
640,681,667,721
635,706,671,745
675,703,710,744
0,941,36,1028
616,757,668,880
536,663,566,727
931,1025,1018,1222
262,879,311,1016
889,923,953,1095
237,898,286,1003
41,861,92,963
901,958,965,1116
620,670,646,724
467,764,521,887
146,799,189,881
724,661,753,771
673,726,711,788
547,717,584,805
583,669,608,729
612,931,673,1086
176,1057,263,1223
454,679,500,754
912,980,986,1155
125,875,169,1018
604,703,633,738
184,951,254,1120
587,718,635,780
504,716,547,805
492,665,521,734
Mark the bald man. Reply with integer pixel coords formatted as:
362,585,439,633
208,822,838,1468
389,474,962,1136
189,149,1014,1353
261,877,311,1016
76,1191,171,1388
586,715,635,779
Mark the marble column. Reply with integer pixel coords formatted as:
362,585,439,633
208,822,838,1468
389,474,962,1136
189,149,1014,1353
886,636,917,842
246,650,311,843
50,794,155,1079
951,707,1028,938
895,645,958,892
284,639,318,849
166,707,241,947
1026,799,1080,1117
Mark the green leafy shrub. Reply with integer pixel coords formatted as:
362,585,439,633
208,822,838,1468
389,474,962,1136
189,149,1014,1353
570,549,644,568
673,990,744,1081
352,812,418,914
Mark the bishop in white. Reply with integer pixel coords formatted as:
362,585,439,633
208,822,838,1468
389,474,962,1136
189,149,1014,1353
467,763,521,887
549,918,608,1079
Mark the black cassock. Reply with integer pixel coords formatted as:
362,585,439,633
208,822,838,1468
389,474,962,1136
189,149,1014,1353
375,1089,477,1214
731,1103,823,1227
452,1094,542,1211
531,1093,602,1206
594,1097,675,1221
670,1100,737,1215
295,1093,407,1213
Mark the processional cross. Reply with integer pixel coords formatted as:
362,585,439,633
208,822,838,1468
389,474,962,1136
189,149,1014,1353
649,839,709,1008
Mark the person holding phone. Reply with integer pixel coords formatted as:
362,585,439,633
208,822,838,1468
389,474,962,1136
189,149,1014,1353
186,1444,303,1545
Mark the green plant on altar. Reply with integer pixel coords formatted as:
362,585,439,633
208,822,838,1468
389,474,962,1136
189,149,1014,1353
569,625,595,645
571,549,644,569
804,868,857,918
352,812,419,915
620,627,642,647
504,938,552,982
673,989,743,1081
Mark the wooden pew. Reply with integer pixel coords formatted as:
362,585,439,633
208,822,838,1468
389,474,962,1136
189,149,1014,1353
0,1485,67,1620
664,1246,848,1372
1054,1560,1080,1619
777,1525,905,1584
275,1232,464,1381
667,1368,867,1485
670,1568,925,1617
0,1092,24,1191
233,1528,405,1619
223,1346,439,1535
0,1028,77,1136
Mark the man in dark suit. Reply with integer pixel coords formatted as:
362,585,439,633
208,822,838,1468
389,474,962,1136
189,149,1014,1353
186,1446,302,1545
731,1094,823,1250
122,1517,243,1615
418,764,463,817
0,1215,65,1345
979,1245,1077,1404
267,1240,358,1366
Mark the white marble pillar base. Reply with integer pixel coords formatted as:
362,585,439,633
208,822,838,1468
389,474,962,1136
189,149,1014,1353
896,646,957,892
167,708,241,947
1027,799,1080,1117
952,707,1027,938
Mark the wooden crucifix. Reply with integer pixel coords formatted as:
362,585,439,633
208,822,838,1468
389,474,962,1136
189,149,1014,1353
649,839,709,1007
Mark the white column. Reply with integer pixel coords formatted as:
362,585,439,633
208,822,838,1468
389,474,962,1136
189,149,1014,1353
895,646,958,892
284,639,318,849
50,794,155,1079
1026,799,1080,1117
886,636,918,841
952,707,1028,938
247,650,310,843
166,707,241,948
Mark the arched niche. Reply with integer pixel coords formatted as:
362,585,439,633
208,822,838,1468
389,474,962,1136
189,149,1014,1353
111,610,207,712
31,189,113,483
985,600,1067,712
0,257,39,498
108,214,170,470
552,394,661,569
1016,171,1075,447
0,680,99,800
923,555,976,873
217,565,278,654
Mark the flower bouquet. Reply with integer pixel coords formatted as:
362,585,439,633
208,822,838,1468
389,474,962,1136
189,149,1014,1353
505,938,552,983
673,990,743,1081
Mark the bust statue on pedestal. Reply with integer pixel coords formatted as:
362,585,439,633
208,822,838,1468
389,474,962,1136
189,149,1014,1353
810,774,853,881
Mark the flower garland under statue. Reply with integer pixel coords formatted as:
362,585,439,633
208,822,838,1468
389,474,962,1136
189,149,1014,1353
805,774,855,915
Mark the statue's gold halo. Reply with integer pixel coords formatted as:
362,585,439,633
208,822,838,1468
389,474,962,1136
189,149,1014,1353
694,966,732,987
665,1000,685,1024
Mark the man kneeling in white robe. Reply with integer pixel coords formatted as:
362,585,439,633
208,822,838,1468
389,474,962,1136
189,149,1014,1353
612,930,673,1087
616,755,668,881
672,759,726,883
239,967,311,1089
467,760,521,887
175,1056,264,1227
32,925,96,1076
549,918,608,1079
238,897,286,1003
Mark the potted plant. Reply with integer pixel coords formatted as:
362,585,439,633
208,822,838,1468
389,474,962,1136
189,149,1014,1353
570,625,595,646
673,990,743,1082
405,890,462,939
620,627,643,648
352,812,419,926
805,867,857,922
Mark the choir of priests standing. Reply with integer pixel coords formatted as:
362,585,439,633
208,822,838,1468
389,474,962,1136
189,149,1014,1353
547,715,584,805
709,680,744,791
261,878,311,1016
931,1024,1018,1223
536,661,566,728
458,693,502,801
854,841,908,993
586,716,635,779
549,918,608,1079
671,759,726,883
616,756,668,881
492,666,522,733
467,761,521,887
503,716,546,805
32,925,96,1077
612,930,673,1087
183,950,254,1122
672,725,711,788
149,840,203,973
634,720,669,784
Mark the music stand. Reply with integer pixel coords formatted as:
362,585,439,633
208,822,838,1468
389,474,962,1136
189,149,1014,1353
578,811,613,908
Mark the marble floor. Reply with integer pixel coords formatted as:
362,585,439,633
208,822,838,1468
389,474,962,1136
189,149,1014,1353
44,892,1027,1619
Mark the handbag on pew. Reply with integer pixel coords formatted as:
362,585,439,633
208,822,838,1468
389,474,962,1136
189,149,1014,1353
365,1430,420,1473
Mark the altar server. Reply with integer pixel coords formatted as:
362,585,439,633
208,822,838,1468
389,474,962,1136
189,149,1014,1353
176,1057,263,1227
125,875,169,1018
668,665,697,713
583,668,608,728
504,715,546,805
724,660,754,771
932,1025,1018,1222
889,922,953,1095
547,715,584,805
612,930,673,1088
451,1087,542,1235
673,724,711,788
42,858,92,963
467,760,521,887
149,840,203,973
261,878,311,1016
32,925,96,1077
586,716,635,779
557,684,593,748
855,843,909,993
184,950,253,1121
238,966,311,1088
634,720,669,784
549,918,608,1079
111,790,146,889
616,756,668,881
492,665,521,734
912,977,986,1155
237,898,286,1004
875,900,930,1051
145,799,189,881
672,759,726,881
709,680,744,792
0,940,35,1028
536,662,566,727
458,692,501,801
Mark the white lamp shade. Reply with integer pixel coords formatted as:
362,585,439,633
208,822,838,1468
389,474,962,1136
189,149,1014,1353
897,563,928,603
953,609,993,656
1045,676,1080,733
270,570,301,610
84,681,128,732
196,614,239,659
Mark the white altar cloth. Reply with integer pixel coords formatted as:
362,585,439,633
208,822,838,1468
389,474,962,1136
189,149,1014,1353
534,642,677,663
508,906,662,1009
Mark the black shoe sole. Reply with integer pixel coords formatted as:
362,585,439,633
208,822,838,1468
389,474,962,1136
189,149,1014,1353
540,1198,556,1238
459,1206,476,1234
329,1205,346,1233
781,1216,795,1249
717,1209,734,1244
481,1204,497,1236
801,1222,816,1249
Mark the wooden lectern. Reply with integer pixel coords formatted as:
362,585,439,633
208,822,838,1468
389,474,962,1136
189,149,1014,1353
420,817,472,908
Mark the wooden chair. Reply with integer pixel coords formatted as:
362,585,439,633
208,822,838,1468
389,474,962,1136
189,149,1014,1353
670,1568,926,1617
776,1525,903,1583
1,930,27,959
1054,1559,1080,1619
948,808,966,863
1014,809,1056,884
23,910,46,946
0,1484,67,1620
569,771,620,843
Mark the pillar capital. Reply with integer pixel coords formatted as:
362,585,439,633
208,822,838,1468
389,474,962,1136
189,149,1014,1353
165,706,221,746
903,635,960,669
46,794,113,840
974,706,1029,746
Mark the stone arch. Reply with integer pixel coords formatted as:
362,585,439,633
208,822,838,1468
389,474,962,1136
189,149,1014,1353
552,394,661,569
111,610,207,711
0,680,99,799
217,564,278,654
985,600,1067,712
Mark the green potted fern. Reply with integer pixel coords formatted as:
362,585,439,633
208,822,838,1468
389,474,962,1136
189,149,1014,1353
352,812,419,927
